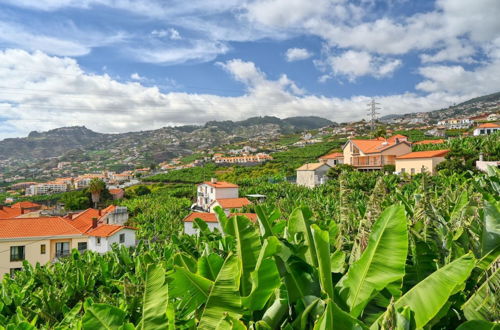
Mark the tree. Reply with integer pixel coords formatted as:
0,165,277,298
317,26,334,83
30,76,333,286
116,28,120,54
374,127,387,138
88,178,106,208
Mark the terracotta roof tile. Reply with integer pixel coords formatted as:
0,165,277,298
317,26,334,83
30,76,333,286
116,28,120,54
86,224,136,237
183,212,218,223
202,181,239,188
230,213,258,222
0,206,23,219
396,149,450,159
297,163,330,171
11,201,42,209
319,152,344,159
478,123,500,128
413,139,445,145
350,135,410,154
216,198,252,209
0,217,82,239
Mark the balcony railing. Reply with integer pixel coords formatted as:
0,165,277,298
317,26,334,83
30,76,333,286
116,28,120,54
351,155,396,167
55,250,70,258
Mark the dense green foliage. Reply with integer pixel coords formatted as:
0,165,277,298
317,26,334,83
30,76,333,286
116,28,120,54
1,165,499,329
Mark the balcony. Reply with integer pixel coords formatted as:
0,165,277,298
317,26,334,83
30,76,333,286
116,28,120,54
351,155,396,168
55,250,70,258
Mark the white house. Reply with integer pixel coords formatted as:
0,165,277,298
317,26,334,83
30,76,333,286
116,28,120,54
196,179,239,211
473,123,500,136
87,226,136,253
296,163,331,188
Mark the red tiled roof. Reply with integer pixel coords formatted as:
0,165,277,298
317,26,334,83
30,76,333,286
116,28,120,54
387,134,407,142
0,206,23,219
66,207,116,233
109,188,123,195
202,181,239,188
183,212,218,223
396,149,450,159
297,163,330,171
0,217,82,239
216,198,252,209
319,152,344,159
230,213,258,222
413,139,445,145
478,123,500,128
11,201,42,209
86,224,136,237
350,135,410,154
183,212,258,223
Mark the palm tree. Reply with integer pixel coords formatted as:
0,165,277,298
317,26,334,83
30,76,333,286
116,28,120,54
88,178,106,209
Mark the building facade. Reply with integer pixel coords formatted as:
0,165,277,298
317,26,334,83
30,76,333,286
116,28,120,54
296,163,331,188
395,150,449,175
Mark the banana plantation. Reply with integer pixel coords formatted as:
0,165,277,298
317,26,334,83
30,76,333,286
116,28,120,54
0,167,499,329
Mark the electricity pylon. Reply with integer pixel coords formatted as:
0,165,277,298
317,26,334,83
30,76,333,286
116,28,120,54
367,99,381,132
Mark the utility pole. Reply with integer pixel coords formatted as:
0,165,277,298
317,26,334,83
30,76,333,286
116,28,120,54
367,98,381,132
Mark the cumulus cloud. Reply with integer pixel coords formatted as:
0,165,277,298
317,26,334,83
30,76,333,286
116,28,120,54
322,50,401,81
0,49,484,139
285,48,312,62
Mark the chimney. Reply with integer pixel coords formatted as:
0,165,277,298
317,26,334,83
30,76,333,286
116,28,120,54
21,207,26,214
92,217,98,229
211,178,217,183
98,209,102,216
479,153,484,162
68,213,73,220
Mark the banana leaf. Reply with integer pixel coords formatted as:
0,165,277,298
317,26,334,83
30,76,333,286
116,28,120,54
338,205,408,317
198,254,242,329
137,264,169,330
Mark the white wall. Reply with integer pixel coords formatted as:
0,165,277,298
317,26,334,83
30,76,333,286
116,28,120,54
87,229,136,253
184,221,221,235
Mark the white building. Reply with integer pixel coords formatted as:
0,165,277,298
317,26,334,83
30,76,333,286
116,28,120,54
196,179,239,211
318,152,344,167
296,163,331,188
26,182,68,196
473,123,500,136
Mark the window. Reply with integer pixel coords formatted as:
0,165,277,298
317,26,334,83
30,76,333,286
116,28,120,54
9,268,21,277
401,168,405,173
97,237,101,245
78,242,88,252
411,168,415,175
10,246,25,262
55,242,70,258
119,233,125,243
211,188,213,193
40,244,46,255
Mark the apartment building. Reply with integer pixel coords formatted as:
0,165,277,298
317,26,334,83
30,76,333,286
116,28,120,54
25,182,68,196
214,153,272,165
0,206,135,277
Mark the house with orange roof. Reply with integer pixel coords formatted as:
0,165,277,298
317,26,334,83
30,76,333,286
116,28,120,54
473,123,500,136
318,152,344,166
183,212,258,235
343,135,412,170
109,188,124,200
296,163,331,188
395,149,449,175
0,207,136,276
196,178,240,211
0,205,24,219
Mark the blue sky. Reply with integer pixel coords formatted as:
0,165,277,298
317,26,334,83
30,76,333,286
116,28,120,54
0,0,499,138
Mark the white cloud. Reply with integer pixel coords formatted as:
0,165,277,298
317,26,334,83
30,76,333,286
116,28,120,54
324,50,401,81
151,28,182,40
130,73,145,81
0,49,484,139
130,40,229,65
285,48,312,62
